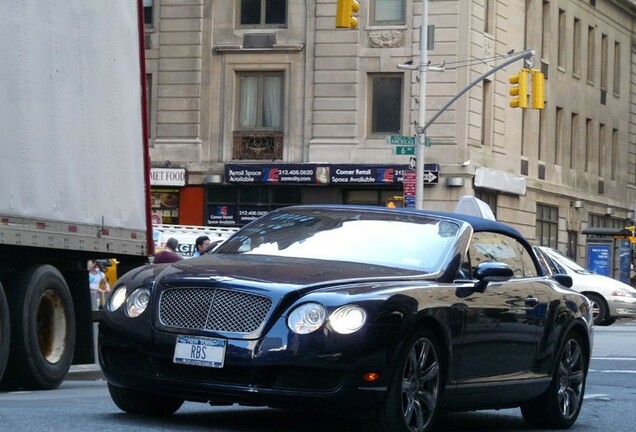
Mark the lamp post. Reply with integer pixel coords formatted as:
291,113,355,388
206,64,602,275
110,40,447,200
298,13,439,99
415,0,429,210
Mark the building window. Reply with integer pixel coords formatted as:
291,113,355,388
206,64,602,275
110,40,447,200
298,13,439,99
600,34,608,90
239,0,286,27
234,72,284,159
587,26,595,83
474,189,497,219
371,0,405,25
481,79,493,146
585,118,592,173
536,204,558,248
541,1,550,58
370,74,403,135
570,113,578,170
557,9,566,68
598,123,606,177
611,128,618,181
554,106,563,165
143,0,153,29
484,0,495,34
613,42,621,96
572,18,581,77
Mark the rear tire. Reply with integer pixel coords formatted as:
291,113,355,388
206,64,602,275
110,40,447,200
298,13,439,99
0,282,10,383
5,265,76,390
586,293,607,326
520,332,587,429
108,383,184,415
366,327,443,432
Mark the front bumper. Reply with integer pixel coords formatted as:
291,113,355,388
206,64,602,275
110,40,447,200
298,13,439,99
98,320,398,414
607,296,636,319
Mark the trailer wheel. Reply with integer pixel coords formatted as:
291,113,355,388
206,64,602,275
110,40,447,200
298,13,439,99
0,282,9,383
5,265,76,390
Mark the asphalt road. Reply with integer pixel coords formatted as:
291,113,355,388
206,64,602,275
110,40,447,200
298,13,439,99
1,320,634,432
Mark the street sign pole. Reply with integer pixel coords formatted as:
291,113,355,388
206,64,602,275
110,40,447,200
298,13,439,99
416,0,429,210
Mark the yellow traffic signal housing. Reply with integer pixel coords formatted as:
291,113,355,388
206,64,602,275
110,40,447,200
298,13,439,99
509,70,529,108
531,70,545,110
336,0,360,29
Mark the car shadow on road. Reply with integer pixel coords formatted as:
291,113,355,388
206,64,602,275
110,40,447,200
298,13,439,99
95,405,553,432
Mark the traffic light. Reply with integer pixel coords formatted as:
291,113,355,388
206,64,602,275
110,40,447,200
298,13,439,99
531,69,545,110
336,0,360,29
508,70,529,108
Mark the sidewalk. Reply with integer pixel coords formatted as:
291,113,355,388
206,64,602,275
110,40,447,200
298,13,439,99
67,364,103,381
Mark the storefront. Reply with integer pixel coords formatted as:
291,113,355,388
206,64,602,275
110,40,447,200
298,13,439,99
149,167,187,225
204,163,440,227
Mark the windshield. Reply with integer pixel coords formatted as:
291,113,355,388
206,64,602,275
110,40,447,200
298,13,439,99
215,208,462,272
542,247,590,274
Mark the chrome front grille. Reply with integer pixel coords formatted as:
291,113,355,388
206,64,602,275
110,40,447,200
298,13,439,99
159,288,272,333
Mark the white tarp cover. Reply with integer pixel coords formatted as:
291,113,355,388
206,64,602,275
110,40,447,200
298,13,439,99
0,0,147,231
474,166,527,196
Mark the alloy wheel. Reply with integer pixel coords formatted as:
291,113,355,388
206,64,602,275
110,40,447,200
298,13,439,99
401,337,440,432
557,338,585,419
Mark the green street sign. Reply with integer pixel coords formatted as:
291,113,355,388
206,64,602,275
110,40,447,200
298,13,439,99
386,135,416,145
393,145,416,155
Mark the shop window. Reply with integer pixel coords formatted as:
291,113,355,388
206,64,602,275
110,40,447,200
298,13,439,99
370,74,403,135
239,0,286,27
370,0,405,25
344,189,401,206
206,185,301,227
234,72,284,159
151,189,179,225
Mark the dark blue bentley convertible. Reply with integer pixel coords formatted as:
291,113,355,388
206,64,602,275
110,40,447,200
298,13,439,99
99,204,593,432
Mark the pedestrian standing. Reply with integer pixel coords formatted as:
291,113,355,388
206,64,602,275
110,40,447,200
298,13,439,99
153,237,183,263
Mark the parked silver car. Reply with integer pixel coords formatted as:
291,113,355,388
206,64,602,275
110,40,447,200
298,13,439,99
534,246,636,325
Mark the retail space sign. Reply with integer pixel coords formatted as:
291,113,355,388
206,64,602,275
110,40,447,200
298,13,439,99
207,205,274,227
226,164,328,184
586,243,611,277
150,168,186,186
226,163,440,185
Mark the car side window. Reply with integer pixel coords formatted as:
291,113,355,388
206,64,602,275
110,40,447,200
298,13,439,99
469,232,538,278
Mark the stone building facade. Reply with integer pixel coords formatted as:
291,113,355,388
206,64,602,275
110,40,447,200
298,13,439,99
143,0,636,268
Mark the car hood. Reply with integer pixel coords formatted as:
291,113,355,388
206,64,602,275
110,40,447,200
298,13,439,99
155,253,428,294
566,271,636,295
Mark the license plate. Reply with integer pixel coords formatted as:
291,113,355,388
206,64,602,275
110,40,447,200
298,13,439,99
173,335,226,368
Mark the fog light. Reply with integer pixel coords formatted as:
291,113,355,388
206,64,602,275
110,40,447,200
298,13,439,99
363,372,380,382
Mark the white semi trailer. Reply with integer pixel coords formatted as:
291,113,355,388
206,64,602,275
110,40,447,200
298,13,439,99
0,0,151,389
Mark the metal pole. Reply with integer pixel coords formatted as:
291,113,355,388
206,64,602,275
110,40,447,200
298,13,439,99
415,1,428,210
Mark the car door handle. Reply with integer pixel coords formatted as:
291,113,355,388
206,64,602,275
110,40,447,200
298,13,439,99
525,296,539,307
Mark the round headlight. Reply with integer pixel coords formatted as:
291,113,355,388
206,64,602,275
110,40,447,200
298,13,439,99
329,305,367,334
108,286,127,311
125,288,151,318
287,302,326,334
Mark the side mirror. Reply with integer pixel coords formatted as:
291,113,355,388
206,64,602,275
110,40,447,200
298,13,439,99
552,274,573,288
473,262,514,292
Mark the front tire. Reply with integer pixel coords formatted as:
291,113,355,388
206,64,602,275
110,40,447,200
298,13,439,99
5,265,75,390
521,332,587,429
108,383,184,415
586,293,608,326
367,327,443,432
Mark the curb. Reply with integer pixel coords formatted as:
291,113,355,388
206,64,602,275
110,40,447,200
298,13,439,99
67,364,104,381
